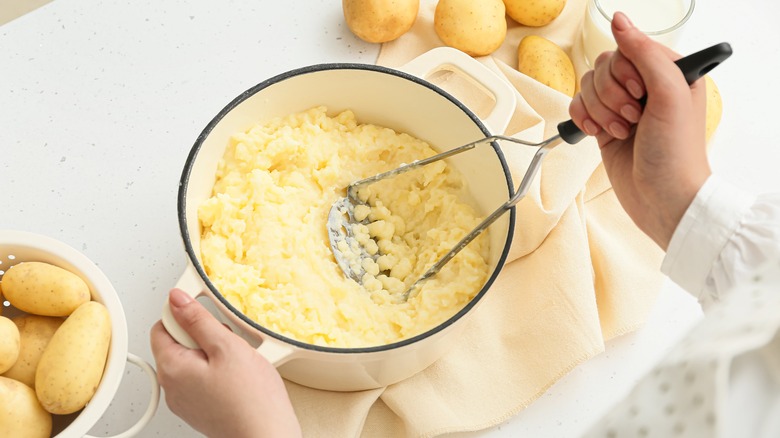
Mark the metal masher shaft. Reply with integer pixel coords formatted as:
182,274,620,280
347,135,538,198
400,135,562,300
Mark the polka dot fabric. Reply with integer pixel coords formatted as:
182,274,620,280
585,260,780,438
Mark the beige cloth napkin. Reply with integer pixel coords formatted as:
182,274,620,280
285,1,665,436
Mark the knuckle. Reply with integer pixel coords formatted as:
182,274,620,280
581,70,595,85
568,95,586,123
595,51,612,67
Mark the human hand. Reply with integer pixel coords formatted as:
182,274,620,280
150,289,301,438
569,12,711,249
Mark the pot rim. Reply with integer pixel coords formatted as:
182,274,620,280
178,62,516,354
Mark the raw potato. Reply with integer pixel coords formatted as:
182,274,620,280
705,75,722,142
503,0,567,27
343,0,419,43
517,35,575,97
0,376,52,438
36,301,111,415
0,317,20,374
2,315,63,388
2,261,90,317
434,0,507,57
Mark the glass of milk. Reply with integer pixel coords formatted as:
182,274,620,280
581,0,695,67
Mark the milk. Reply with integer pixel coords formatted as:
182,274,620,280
581,0,691,66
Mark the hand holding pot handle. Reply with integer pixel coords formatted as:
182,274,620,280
151,289,302,437
160,264,203,349
160,264,295,366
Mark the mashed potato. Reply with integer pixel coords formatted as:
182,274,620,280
199,106,489,347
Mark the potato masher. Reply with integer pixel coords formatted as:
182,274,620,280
328,43,733,301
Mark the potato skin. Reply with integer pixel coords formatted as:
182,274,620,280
2,315,63,388
0,376,52,438
343,0,419,43
704,75,722,142
0,316,20,374
35,301,111,415
434,0,507,57
2,262,90,317
503,0,567,27
517,35,575,97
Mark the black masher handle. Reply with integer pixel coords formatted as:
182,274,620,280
557,42,734,145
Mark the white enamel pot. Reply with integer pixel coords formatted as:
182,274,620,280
162,47,518,391
0,230,160,437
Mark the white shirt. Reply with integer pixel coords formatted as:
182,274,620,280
585,175,780,438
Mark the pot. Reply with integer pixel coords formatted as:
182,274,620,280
0,230,159,437
162,47,517,391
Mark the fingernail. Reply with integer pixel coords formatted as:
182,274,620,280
620,104,641,123
626,79,644,100
170,288,193,308
612,12,633,31
583,119,600,136
610,122,629,139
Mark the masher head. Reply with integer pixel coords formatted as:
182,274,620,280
327,194,373,285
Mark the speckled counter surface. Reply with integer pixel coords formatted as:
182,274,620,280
2,1,779,436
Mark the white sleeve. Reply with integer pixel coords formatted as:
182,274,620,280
661,174,780,310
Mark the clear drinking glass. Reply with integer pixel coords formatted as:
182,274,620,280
581,0,695,67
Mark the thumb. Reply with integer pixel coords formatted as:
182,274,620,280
168,288,229,358
610,12,687,104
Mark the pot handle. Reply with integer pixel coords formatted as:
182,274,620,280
83,353,161,438
255,338,295,367
161,265,296,366
399,46,516,134
161,264,205,349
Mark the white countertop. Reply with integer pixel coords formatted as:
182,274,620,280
2,0,779,436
